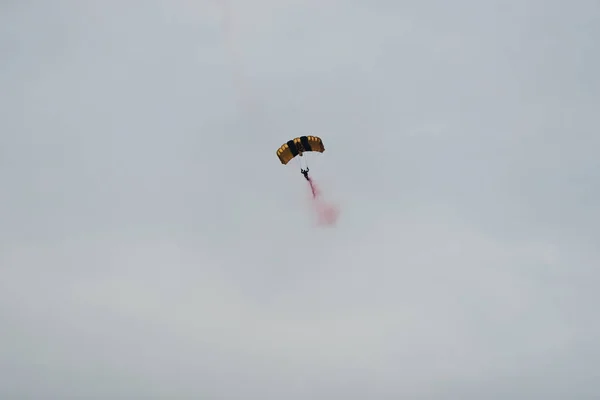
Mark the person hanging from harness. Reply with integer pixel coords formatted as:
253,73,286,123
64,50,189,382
301,168,310,181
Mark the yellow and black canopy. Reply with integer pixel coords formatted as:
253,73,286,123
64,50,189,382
276,136,325,165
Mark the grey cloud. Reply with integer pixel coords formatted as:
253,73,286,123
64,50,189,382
1,0,599,398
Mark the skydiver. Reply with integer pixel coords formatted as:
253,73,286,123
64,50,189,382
301,168,310,181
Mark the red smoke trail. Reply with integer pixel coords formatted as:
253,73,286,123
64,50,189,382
307,177,339,226
308,178,318,198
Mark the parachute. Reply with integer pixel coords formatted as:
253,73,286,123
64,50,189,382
276,136,325,165
275,135,338,224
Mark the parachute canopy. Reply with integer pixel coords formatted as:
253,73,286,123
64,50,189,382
276,136,325,165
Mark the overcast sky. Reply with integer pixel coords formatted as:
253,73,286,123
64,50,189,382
1,0,599,398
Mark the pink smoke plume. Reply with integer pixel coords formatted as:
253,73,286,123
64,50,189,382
307,177,339,226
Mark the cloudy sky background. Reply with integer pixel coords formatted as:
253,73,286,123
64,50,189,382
1,0,599,398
